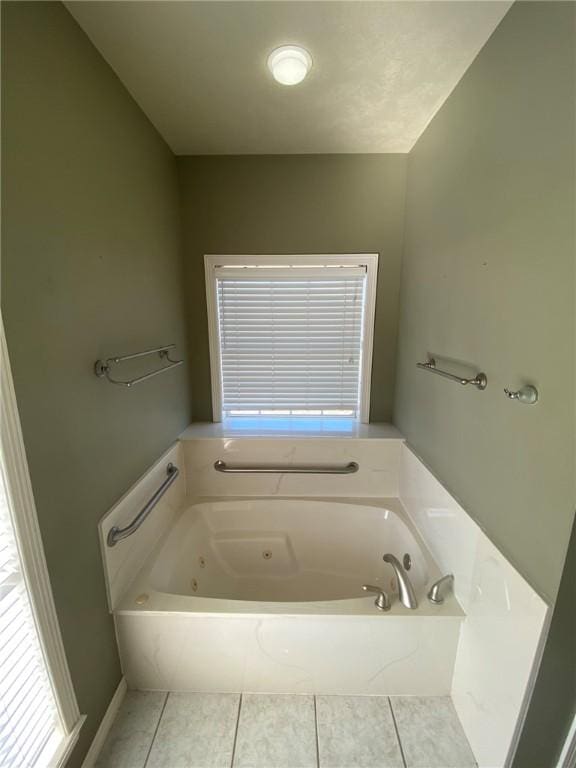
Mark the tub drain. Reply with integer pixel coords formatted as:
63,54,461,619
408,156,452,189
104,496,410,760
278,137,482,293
262,550,272,560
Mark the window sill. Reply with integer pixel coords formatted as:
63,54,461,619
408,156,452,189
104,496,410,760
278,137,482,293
46,716,85,768
180,419,403,440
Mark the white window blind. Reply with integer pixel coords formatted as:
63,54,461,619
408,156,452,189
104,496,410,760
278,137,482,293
0,466,62,768
215,266,367,416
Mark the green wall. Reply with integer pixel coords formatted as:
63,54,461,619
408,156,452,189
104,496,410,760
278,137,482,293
1,3,190,765
178,154,407,422
395,1,575,603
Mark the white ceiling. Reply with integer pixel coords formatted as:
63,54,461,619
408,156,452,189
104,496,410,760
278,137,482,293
66,1,512,155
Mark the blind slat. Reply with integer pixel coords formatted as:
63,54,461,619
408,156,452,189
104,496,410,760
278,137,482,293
0,469,61,768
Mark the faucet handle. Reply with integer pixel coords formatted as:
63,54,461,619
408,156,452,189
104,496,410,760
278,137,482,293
427,574,454,605
362,584,391,612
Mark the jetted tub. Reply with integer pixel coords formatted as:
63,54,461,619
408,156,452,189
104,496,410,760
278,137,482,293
138,498,430,605
114,497,464,694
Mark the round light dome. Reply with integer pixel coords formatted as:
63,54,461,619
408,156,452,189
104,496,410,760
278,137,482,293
267,45,312,86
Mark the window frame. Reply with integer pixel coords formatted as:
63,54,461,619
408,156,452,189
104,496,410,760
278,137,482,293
0,315,84,767
204,254,379,424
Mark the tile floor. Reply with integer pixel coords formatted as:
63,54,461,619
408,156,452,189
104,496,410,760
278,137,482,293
95,691,477,768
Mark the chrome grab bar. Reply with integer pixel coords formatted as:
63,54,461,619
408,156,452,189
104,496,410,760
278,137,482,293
107,463,179,547
95,344,183,387
416,357,487,390
214,460,359,475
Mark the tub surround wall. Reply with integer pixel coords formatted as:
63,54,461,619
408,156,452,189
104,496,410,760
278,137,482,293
399,444,547,768
99,443,186,611
115,613,461,696
177,154,407,423
394,1,575,605
1,3,191,765
182,437,401,498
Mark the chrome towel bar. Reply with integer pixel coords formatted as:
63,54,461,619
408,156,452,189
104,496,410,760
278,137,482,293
416,357,487,390
214,460,359,475
95,344,183,387
107,463,179,547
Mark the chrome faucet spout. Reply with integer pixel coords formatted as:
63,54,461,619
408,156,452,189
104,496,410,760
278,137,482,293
383,554,418,609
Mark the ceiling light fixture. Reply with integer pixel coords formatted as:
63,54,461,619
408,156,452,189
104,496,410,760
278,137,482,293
267,45,312,86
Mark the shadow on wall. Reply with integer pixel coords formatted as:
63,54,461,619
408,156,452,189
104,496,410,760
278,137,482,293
512,513,576,768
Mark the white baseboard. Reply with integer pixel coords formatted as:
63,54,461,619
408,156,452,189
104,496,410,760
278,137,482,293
81,678,127,768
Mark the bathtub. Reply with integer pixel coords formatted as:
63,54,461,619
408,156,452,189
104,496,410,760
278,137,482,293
124,498,433,608
113,496,464,694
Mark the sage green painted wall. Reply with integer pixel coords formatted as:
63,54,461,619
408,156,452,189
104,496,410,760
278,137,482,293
178,154,407,422
1,3,190,765
394,1,575,602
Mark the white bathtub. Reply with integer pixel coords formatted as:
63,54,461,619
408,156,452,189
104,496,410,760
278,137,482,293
113,496,464,694
126,498,433,608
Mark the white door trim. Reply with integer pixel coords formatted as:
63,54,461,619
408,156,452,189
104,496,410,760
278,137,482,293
0,314,83,734
557,712,576,768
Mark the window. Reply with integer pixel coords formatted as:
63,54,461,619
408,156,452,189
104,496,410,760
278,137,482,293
0,318,83,768
205,255,378,423
0,471,62,767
